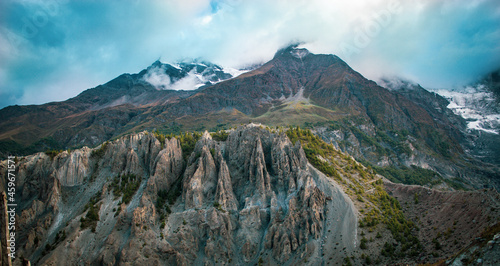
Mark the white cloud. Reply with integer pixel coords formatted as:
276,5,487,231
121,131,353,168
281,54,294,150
17,70,98,105
200,15,213,25
142,67,173,89
169,73,202,91
142,66,206,91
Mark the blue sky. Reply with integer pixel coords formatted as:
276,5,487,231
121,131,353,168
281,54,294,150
0,0,499,109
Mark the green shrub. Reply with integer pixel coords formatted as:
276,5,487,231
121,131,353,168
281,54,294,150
365,255,372,265
360,236,368,249
110,173,141,204
45,149,63,160
81,203,100,232
371,164,442,186
432,238,442,250
179,132,202,161
91,141,108,159
211,130,229,141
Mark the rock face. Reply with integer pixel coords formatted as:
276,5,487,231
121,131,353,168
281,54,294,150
172,126,356,264
53,148,91,186
3,124,500,265
147,137,184,195
1,125,358,265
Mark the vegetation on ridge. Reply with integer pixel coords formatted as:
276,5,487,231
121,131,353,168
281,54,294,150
153,130,202,161
286,126,422,259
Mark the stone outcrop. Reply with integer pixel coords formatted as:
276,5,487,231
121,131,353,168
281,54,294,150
147,137,184,195
53,147,91,186
183,145,218,209
1,126,358,265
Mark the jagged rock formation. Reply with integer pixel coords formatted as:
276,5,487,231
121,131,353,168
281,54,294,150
1,125,358,265
53,148,92,187
1,124,499,265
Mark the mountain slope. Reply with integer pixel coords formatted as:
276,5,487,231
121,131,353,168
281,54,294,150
0,61,235,153
0,45,498,190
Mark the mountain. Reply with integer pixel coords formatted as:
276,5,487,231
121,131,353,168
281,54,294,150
2,45,500,265
2,125,499,265
0,60,238,153
1,45,499,191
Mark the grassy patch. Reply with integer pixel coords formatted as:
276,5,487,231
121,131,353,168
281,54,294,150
286,126,344,181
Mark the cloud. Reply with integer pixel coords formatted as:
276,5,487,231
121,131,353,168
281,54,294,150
169,73,204,91
141,62,210,91
0,0,499,108
142,67,173,90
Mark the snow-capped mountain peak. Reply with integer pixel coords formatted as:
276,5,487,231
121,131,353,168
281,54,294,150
142,59,250,91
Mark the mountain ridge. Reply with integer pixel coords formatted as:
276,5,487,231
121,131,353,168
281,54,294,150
0,45,499,191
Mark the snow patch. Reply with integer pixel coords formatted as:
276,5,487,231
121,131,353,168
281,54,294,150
433,86,500,134
170,63,182,70
222,67,250,78
290,48,309,59
170,71,204,91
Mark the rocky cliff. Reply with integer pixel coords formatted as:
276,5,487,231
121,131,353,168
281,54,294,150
2,125,359,265
2,124,499,265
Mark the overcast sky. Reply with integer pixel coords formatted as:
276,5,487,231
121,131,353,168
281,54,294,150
1,0,499,109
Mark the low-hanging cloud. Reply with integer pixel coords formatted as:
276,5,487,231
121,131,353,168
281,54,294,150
0,0,499,108
143,66,204,91
142,67,174,90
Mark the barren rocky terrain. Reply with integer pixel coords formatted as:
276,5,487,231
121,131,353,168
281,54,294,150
1,124,499,265
1,125,359,265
